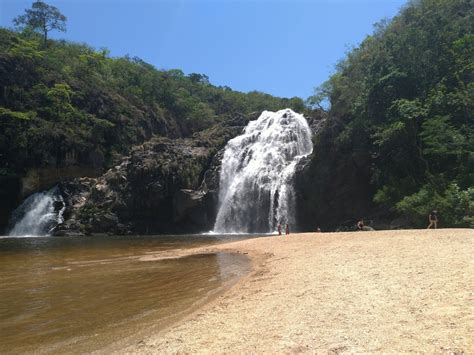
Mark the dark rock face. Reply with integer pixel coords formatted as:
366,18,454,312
54,121,246,235
0,176,21,234
199,148,226,227
305,110,328,136
294,118,375,231
173,189,208,227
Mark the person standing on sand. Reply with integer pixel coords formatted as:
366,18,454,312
277,223,282,236
286,224,290,235
427,210,438,229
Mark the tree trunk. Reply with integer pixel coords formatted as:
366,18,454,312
42,18,48,47
3,85,7,106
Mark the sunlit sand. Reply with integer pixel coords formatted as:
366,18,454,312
118,229,473,354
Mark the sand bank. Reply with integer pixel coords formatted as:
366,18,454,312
120,229,473,354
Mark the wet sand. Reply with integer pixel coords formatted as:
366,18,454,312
0,235,252,354
120,229,473,354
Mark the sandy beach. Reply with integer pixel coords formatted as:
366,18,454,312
119,229,473,354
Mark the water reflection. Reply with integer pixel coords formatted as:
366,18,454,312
0,235,252,353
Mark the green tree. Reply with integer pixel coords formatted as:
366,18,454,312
13,1,66,46
46,83,74,122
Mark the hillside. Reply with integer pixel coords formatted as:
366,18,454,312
296,0,473,230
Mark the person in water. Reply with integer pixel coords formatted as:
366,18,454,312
277,223,282,236
357,219,365,231
427,210,438,229
285,224,290,235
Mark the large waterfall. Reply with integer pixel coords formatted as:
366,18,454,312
213,109,313,234
8,186,65,237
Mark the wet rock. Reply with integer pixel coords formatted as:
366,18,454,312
173,189,208,226
53,200,64,212
94,212,119,230
201,149,224,192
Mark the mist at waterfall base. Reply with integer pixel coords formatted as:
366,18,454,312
213,109,313,234
8,186,65,237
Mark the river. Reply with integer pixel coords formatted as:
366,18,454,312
0,234,256,353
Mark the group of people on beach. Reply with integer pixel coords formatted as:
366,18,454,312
276,209,439,235
356,209,439,231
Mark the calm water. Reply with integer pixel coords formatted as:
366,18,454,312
0,234,256,353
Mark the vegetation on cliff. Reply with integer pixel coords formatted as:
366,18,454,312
0,27,304,176
300,0,473,228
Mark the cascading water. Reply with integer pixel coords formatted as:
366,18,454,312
213,108,313,233
8,186,65,236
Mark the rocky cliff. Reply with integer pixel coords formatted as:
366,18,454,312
53,116,250,235
294,117,375,231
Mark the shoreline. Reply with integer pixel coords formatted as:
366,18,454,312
115,229,473,354
97,248,268,354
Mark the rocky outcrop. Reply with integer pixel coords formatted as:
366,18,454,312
54,119,247,235
20,167,101,198
305,110,328,135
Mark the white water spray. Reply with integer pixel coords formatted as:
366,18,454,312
213,109,313,233
8,186,65,237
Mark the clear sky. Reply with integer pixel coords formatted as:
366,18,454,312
1,0,406,99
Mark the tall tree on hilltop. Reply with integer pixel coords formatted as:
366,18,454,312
13,1,66,46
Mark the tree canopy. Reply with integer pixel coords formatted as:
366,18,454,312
0,28,306,177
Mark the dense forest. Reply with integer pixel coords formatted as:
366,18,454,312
0,28,305,174
298,0,473,228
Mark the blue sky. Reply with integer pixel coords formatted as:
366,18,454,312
1,0,406,99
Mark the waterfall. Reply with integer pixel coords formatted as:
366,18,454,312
8,186,65,237
213,109,313,233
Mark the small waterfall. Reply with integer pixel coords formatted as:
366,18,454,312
8,186,65,237
213,109,313,233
